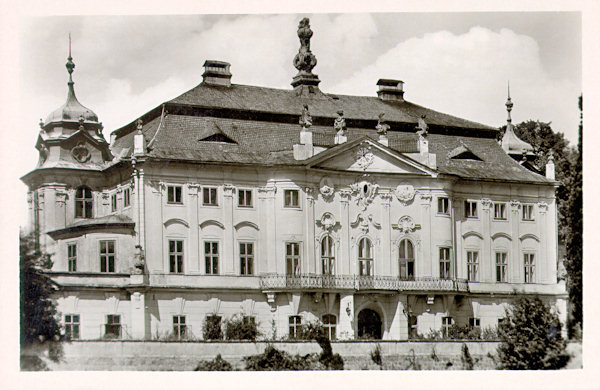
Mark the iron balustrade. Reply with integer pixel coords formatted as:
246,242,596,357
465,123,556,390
260,273,469,292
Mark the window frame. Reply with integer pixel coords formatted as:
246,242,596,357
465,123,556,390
522,204,535,221
75,186,93,219
321,235,335,275
123,187,131,208
64,314,80,340
439,247,451,280
167,185,183,204
464,200,478,218
237,188,253,208
67,242,77,272
204,241,219,275
322,314,337,340
286,242,301,276
495,251,508,283
524,252,535,283
105,314,121,339
466,250,479,282
493,202,507,220
288,315,302,339
240,242,254,276
442,316,454,338
111,193,118,213
398,238,415,280
99,240,116,273
169,239,184,274
283,189,300,208
358,237,374,276
469,317,481,328
437,197,450,215
202,186,219,207
173,315,187,340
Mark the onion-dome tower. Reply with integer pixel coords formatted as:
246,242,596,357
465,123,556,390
501,83,535,162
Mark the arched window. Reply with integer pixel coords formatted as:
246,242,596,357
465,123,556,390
358,237,373,276
321,235,335,275
322,314,337,340
398,238,414,280
75,186,93,218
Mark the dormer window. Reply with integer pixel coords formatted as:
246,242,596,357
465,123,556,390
75,186,93,218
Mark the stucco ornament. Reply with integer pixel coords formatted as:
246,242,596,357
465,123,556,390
132,245,145,274
72,142,91,163
316,212,339,231
355,145,374,170
319,176,335,198
351,212,381,233
350,178,379,210
393,215,421,233
395,183,415,204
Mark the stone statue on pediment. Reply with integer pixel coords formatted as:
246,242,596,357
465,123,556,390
299,104,312,128
376,113,390,135
334,110,346,136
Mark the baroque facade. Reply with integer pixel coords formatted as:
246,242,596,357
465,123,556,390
22,19,567,341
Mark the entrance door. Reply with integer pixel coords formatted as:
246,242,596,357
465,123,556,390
357,309,382,339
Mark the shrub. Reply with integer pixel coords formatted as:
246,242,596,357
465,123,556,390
497,296,569,369
482,326,500,340
461,344,474,370
301,320,344,370
194,354,233,371
203,315,223,340
225,315,258,341
244,345,317,371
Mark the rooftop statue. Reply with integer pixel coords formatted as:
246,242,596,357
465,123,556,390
293,18,317,74
299,104,312,128
334,110,347,135
376,113,390,135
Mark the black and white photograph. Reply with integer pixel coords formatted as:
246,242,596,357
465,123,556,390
2,2,593,388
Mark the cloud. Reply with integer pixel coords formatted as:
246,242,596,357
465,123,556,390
331,26,579,141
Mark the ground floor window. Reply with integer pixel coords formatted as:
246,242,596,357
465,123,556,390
204,315,222,340
64,314,80,340
408,315,418,339
442,316,453,338
469,317,481,328
289,315,302,339
322,314,337,340
105,314,121,339
173,315,187,339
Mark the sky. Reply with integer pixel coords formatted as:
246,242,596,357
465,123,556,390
12,12,581,224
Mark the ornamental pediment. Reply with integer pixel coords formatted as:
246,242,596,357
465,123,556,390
305,138,435,176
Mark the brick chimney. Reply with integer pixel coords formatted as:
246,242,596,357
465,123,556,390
377,79,404,102
202,60,232,87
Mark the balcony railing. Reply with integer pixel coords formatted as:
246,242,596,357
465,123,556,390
260,273,469,293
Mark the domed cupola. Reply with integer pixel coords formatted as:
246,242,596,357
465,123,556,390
501,84,534,159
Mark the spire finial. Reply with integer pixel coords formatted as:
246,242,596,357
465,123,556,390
505,81,513,123
66,33,75,83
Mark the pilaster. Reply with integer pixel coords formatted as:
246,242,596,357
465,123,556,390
339,189,352,275
419,192,432,277
338,294,355,340
481,198,492,282
305,187,316,274
509,200,521,283
380,192,393,276
222,184,235,274
258,185,277,273
538,201,549,283
187,183,200,273
129,291,147,339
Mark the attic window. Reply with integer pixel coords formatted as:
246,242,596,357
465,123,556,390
198,133,237,143
448,145,483,161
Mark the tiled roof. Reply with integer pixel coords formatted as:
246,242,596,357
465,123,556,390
110,82,552,184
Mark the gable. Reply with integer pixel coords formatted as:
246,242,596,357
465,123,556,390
448,145,483,161
308,140,434,175
199,133,237,143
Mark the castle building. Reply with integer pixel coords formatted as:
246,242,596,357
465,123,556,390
22,19,567,341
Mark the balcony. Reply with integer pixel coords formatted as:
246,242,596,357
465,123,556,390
260,274,469,293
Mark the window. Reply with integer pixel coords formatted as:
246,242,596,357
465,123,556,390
205,242,219,274
524,253,535,283
321,235,335,275
286,242,300,276
464,200,478,218
442,316,454,338
64,314,80,340
467,251,479,281
111,193,117,212
67,243,77,272
439,247,451,279
204,315,222,340
238,189,253,207
322,314,337,340
169,240,184,274
438,197,450,215
240,242,254,275
522,204,534,221
496,252,508,282
123,188,131,208
173,315,187,340
75,186,93,218
284,189,300,208
167,185,182,204
105,314,121,338
469,318,481,328
494,203,507,220
289,315,302,339
398,239,414,280
408,315,418,339
203,187,218,206
100,240,115,273
358,238,373,276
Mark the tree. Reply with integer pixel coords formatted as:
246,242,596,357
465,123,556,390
20,232,62,370
497,296,569,369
